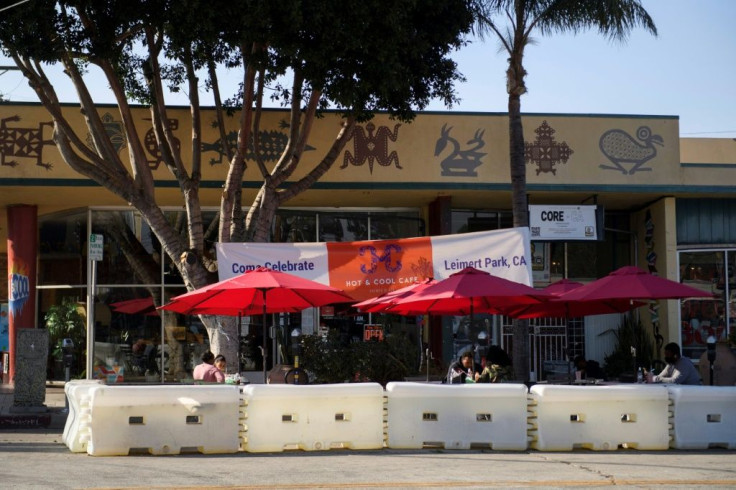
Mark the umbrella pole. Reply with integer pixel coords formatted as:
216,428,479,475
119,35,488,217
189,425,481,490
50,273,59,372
262,291,267,384
237,313,242,375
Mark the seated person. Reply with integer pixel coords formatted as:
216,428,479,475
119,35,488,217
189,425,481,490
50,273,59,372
574,355,606,380
214,354,226,374
477,345,514,383
193,351,225,383
447,350,481,384
649,342,702,385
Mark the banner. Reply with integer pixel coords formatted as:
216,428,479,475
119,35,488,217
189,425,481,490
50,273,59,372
217,227,531,301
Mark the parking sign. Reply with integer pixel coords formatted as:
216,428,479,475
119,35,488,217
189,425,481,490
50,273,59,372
89,234,104,261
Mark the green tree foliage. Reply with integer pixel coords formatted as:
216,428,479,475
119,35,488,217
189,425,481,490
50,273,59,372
472,0,656,380
0,1,474,363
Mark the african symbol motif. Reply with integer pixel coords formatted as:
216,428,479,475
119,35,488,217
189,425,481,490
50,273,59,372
0,115,54,170
434,124,486,177
144,118,180,170
644,209,664,356
599,126,663,175
341,122,401,174
524,121,573,176
201,120,314,166
86,113,127,154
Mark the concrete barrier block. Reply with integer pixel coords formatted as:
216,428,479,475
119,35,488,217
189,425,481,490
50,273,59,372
241,383,384,453
86,385,241,456
529,384,670,451
669,385,736,449
385,382,528,450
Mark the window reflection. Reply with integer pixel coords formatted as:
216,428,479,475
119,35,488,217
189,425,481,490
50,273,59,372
680,251,728,361
37,206,422,384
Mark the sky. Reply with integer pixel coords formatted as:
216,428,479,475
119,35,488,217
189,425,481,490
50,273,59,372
1,0,734,138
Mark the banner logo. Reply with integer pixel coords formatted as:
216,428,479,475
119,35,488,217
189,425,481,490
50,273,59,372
359,244,402,274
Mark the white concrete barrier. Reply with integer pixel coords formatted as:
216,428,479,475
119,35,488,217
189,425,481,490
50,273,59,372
62,379,104,453
241,383,385,453
385,382,528,450
529,384,670,451
668,385,736,450
86,385,241,456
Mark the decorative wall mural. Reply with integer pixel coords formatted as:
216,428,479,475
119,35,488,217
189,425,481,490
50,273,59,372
144,118,181,170
434,124,486,177
86,113,126,154
599,126,663,175
201,120,314,166
524,120,573,176
644,209,664,355
341,122,401,173
0,115,54,170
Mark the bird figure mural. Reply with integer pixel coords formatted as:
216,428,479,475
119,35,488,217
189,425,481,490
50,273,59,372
434,124,486,177
598,126,663,175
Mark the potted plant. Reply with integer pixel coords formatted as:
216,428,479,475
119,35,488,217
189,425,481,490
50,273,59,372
44,297,87,380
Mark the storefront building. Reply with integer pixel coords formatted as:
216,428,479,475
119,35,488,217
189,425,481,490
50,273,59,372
1,101,734,383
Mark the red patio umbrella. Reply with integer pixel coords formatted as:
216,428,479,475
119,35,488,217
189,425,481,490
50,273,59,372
110,297,158,316
386,267,552,316
353,278,438,313
159,266,354,381
558,266,715,302
499,278,645,319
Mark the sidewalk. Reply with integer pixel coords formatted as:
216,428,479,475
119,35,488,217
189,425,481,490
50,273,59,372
0,381,68,431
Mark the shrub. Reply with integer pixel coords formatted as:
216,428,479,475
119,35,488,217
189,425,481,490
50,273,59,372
603,314,655,380
300,330,419,386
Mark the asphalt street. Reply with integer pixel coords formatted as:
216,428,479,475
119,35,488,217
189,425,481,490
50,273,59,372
1,429,736,489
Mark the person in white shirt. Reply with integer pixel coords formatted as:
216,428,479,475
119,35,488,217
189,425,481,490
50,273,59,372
649,342,702,385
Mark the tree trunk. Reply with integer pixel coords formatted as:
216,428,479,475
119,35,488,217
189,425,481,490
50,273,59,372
508,90,530,382
205,316,239,375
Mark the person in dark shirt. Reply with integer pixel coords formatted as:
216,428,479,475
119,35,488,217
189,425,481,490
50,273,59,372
447,350,481,384
574,355,606,380
477,345,514,383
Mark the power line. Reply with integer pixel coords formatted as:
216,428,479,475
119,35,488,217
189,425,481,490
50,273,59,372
681,130,736,136
0,0,32,14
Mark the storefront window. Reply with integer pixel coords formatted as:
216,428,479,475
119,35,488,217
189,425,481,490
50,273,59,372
272,211,317,243
37,206,422,383
370,212,424,239
37,287,87,381
679,251,727,361
91,210,162,285
39,210,87,286
319,214,368,242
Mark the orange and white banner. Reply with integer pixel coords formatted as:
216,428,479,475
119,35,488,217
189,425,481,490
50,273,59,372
216,227,532,301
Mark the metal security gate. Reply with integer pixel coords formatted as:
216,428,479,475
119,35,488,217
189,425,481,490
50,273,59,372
501,317,572,381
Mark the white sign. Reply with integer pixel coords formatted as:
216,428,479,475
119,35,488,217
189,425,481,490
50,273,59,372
529,205,598,241
89,234,104,261
216,227,533,301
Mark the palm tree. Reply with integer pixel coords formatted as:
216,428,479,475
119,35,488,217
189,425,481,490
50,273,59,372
473,0,657,380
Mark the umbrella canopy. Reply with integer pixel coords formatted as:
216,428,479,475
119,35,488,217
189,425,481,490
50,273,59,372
110,297,158,316
498,278,645,319
159,266,354,381
386,267,551,316
559,266,715,302
159,266,354,316
353,278,438,313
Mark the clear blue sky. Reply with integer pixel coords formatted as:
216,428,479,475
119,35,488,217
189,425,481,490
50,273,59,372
1,0,734,138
